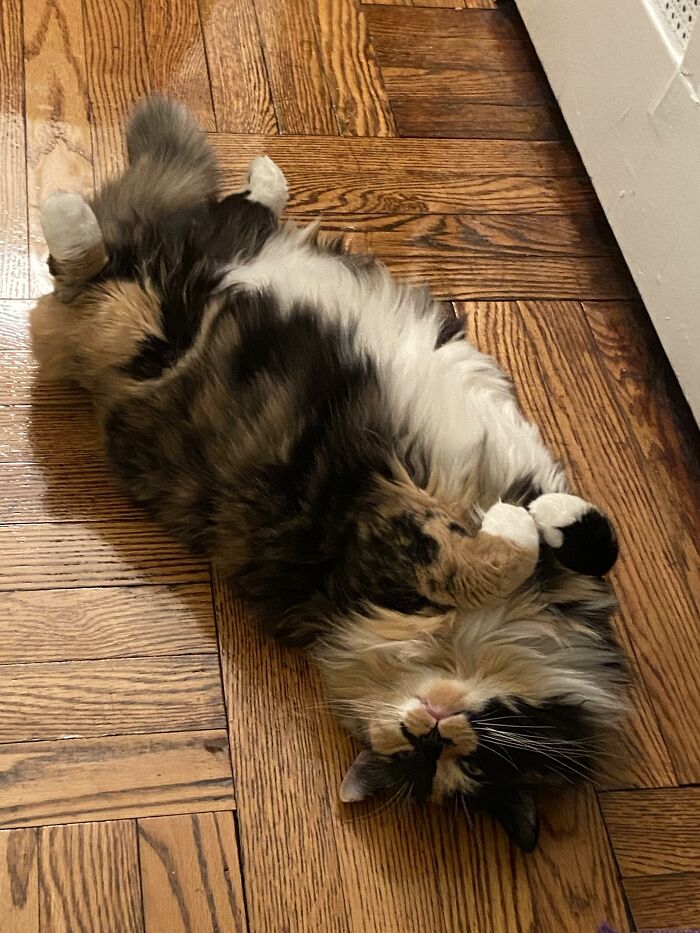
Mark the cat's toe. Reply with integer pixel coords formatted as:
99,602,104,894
481,502,539,553
528,493,618,576
246,155,289,218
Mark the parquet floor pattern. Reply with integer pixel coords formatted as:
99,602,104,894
0,0,698,929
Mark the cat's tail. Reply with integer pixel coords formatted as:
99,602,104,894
92,96,219,242
125,95,219,195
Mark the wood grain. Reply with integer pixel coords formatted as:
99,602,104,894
0,655,225,743
0,349,86,404
584,300,700,609
365,5,521,40
514,300,700,785
139,812,246,932
211,136,592,215
253,0,337,134
390,99,565,140
0,300,32,349
142,0,215,130
309,0,396,136
0,461,142,524
382,67,554,105
371,31,538,72
213,577,349,931
199,0,276,133
0,730,233,828
326,211,616,258
0,404,102,463
82,0,150,186
39,821,143,932
601,787,700,877
0,828,38,933
0,520,208,590
24,0,94,299
0,584,216,663
462,301,676,790
0,0,29,299
624,873,700,930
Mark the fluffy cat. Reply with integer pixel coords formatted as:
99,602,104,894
31,96,626,852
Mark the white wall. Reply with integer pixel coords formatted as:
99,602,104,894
516,0,700,423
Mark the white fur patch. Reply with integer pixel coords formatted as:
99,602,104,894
528,493,591,548
246,156,289,218
219,227,568,503
40,192,103,262
481,502,539,552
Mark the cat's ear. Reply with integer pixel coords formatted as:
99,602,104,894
339,750,376,803
480,787,540,852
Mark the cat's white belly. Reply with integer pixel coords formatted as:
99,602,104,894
220,226,563,502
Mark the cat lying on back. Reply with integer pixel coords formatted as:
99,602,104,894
32,96,626,852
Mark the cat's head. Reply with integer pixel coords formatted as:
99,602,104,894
320,596,623,852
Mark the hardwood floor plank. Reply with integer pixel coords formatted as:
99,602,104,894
0,300,32,349
523,788,630,932
24,0,93,300
584,300,700,610
82,0,150,186
210,133,584,180
199,0,276,133
390,99,565,140
213,578,350,931
0,0,29,299
512,299,700,784
462,301,676,790
0,730,233,828
0,655,225,743
364,5,521,40
0,828,39,932
601,788,700,877
0,461,140,524
325,212,616,258
624,873,700,930
253,0,338,134
139,812,246,933
0,584,216,663
0,349,87,405
0,520,208,590
382,67,554,106
142,0,215,129
371,33,539,72
309,0,396,136
39,821,143,932
0,404,102,464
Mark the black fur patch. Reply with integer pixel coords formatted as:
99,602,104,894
501,473,543,507
435,312,464,348
555,509,618,577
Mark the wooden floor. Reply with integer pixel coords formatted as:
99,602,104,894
1,0,699,929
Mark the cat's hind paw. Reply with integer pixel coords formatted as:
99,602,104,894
246,155,288,218
528,493,618,576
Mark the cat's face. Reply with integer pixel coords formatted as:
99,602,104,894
339,674,595,851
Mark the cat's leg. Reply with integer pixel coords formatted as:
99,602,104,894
480,394,618,576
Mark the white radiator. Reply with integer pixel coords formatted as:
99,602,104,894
516,0,700,423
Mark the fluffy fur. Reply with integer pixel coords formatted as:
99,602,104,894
32,96,627,852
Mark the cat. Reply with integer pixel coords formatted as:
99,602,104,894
31,96,627,852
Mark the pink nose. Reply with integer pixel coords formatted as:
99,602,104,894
421,700,453,722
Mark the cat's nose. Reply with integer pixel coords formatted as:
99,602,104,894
420,699,454,722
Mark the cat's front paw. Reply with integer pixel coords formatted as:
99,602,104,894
481,502,539,553
246,155,289,218
528,493,618,576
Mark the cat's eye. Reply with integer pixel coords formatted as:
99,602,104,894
459,759,483,778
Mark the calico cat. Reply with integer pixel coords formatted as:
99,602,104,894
32,96,626,852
